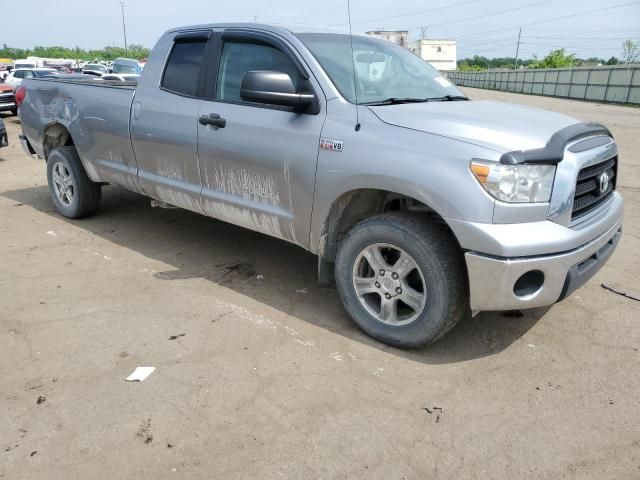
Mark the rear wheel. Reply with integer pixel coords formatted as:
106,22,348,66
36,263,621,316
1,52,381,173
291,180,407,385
334,213,468,348
46,146,101,218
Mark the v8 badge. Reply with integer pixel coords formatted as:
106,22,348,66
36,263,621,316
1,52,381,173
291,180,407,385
320,138,344,152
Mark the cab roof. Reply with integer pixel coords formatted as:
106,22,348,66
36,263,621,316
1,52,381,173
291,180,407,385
166,22,353,37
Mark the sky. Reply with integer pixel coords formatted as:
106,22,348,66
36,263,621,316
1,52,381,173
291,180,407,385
1,0,639,60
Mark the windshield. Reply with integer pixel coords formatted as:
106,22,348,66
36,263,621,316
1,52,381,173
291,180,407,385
295,33,463,104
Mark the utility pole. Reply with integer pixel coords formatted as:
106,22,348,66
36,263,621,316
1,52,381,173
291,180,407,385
514,27,522,70
420,26,428,40
120,2,128,58
253,16,258,22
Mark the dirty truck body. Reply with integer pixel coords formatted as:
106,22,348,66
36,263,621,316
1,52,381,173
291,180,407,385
18,24,624,348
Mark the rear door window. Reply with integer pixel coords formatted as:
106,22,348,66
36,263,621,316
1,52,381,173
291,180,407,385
161,40,207,97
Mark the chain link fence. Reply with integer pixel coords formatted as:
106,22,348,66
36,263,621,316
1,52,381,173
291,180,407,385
443,65,640,105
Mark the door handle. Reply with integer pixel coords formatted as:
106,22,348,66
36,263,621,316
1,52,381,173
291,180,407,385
199,113,226,128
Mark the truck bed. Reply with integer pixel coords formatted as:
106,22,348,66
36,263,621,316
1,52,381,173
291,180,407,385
19,77,141,192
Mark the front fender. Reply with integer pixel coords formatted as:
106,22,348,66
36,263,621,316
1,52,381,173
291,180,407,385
309,104,497,256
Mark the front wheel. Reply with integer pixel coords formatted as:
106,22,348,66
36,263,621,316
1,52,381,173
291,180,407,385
46,146,101,218
334,213,468,348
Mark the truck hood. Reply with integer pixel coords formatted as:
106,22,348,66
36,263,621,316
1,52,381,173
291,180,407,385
368,100,578,153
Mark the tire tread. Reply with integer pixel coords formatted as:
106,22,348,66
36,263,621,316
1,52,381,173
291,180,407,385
334,212,468,348
47,146,101,218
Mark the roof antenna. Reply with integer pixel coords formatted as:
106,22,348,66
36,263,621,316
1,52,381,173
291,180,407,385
346,0,361,132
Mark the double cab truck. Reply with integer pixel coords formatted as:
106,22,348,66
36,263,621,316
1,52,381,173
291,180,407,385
17,24,623,348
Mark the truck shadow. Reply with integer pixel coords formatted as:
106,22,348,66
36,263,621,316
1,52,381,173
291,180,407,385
3,184,549,364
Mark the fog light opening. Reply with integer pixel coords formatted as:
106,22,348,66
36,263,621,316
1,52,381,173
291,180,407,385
513,270,545,298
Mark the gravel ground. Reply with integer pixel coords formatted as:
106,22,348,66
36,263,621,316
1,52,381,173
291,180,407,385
0,89,638,479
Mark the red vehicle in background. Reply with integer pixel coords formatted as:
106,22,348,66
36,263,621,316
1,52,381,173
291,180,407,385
0,83,17,115
46,64,73,74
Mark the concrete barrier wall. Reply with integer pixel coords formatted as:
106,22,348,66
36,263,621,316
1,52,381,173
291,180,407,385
443,65,640,105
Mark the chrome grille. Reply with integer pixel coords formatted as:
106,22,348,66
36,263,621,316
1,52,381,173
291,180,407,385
572,156,616,221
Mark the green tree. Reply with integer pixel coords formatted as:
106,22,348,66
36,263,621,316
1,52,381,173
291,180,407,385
531,49,576,69
621,40,639,64
0,44,150,61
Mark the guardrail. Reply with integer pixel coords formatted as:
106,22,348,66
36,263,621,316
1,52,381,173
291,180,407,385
443,65,640,105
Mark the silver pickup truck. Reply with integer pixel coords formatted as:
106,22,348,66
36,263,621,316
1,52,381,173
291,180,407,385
17,23,624,348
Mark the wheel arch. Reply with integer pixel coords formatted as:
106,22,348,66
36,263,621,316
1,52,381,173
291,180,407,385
42,122,75,161
316,187,462,283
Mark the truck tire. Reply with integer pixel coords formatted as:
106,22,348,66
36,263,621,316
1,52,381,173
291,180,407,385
334,213,468,348
46,146,101,218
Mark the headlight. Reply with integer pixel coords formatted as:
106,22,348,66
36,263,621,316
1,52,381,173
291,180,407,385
470,160,556,203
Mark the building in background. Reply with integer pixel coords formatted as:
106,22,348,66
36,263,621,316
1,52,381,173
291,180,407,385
409,39,457,70
366,30,409,48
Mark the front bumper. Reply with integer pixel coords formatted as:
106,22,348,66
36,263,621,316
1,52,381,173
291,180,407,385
463,196,624,311
0,101,16,112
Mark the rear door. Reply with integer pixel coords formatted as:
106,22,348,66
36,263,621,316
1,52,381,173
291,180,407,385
130,31,211,213
196,30,326,247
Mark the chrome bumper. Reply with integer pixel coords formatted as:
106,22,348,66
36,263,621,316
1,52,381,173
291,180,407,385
465,214,623,312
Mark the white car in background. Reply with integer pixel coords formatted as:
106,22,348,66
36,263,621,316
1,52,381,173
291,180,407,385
13,60,37,70
4,68,58,90
82,64,108,76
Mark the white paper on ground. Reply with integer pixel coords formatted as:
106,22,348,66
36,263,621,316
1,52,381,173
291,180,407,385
125,366,155,382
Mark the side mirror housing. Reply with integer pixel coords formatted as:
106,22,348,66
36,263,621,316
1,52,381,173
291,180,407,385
240,71,316,111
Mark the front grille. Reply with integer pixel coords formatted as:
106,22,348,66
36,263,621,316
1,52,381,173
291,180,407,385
572,156,617,221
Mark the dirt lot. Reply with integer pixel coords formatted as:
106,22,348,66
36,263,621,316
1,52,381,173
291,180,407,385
1,89,639,479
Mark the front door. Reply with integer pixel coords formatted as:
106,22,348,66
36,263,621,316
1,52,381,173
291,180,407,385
197,31,325,247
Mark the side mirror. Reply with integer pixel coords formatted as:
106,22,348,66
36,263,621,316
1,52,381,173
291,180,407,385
240,71,315,110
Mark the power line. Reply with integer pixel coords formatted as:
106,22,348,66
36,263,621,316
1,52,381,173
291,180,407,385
328,0,481,27
452,0,640,40
523,0,640,28
522,35,638,40
526,27,640,33
411,0,554,30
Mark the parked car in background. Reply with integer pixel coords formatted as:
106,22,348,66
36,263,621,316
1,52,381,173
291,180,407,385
46,64,73,73
83,63,108,76
101,73,140,82
0,116,7,149
0,66,12,81
112,57,142,75
0,83,17,115
13,60,37,69
5,68,59,90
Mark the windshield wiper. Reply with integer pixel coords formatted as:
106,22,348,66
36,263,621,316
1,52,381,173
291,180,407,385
363,95,469,106
426,95,469,101
362,97,431,106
